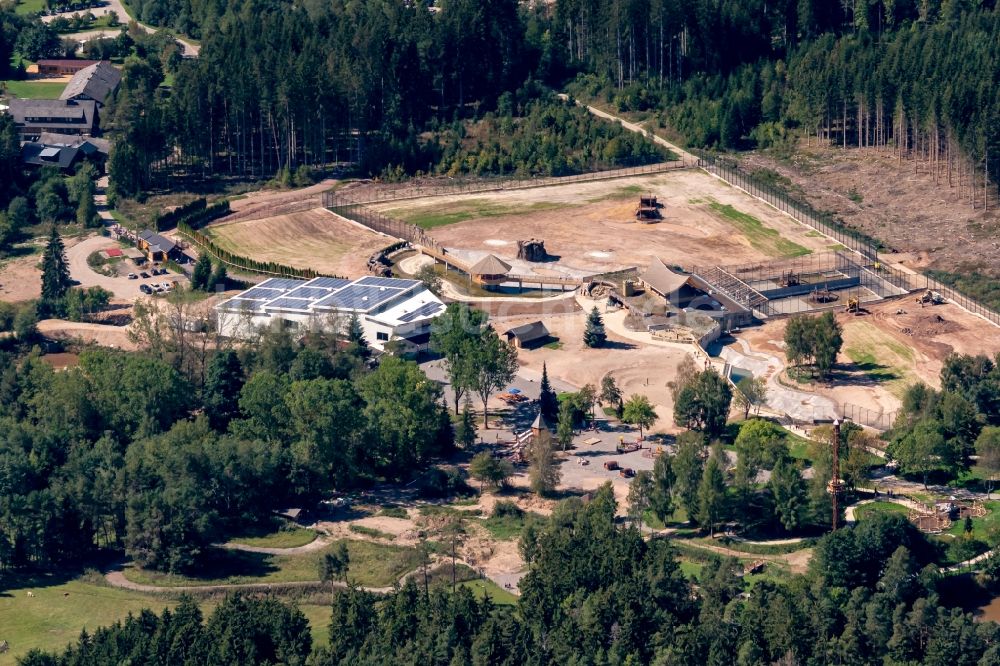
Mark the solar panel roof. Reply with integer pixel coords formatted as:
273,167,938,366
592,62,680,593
221,298,266,312
308,277,351,290
398,301,445,323
315,285,401,311
241,286,285,300
285,286,337,301
258,277,307,290
265,297,314,311
356,276,418,289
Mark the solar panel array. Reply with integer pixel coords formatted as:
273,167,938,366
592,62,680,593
315,284,401,311
398,301,444,323
258,277,308,290
267,297,314,311
220,275,442,324
356,276,419,289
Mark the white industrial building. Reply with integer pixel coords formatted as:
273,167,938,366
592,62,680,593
215,275,445,352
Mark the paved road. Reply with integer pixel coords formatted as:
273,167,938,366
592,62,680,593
66,234,148,298
43,0,200,56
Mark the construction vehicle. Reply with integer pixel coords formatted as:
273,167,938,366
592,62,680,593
916,290,945,306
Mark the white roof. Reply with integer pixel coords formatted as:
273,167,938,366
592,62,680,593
217,275,444,326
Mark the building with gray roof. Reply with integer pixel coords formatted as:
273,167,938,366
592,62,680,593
7,99,98,140
60,62,121,107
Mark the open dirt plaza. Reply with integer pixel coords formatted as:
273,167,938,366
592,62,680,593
369,169,838,276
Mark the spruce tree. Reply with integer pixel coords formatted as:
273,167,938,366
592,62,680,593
191,253,212,290
40,225,71,312
539,362,558,420
207,261,227,291
347,313,370,360
583,306,606,348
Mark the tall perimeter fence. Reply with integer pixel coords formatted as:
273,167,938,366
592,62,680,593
697,153,1000,327
326,160,690,206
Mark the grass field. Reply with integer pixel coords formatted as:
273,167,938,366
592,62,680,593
842,321,918,397
14,0,45,15
122,540,423,589
480,511,545,541
707,201,811,258
0,573,176,665
227,521,318,549
0,571,335,664
458,579,518,605
383,199,563,230
853,501,909,522
1,80,66,99
946,501,1000,542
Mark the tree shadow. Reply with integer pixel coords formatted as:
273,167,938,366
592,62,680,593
178,548,279,581
601,340,637,351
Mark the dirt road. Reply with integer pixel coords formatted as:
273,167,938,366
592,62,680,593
66,235,144,298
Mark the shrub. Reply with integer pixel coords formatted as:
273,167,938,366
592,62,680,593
491,501,524,519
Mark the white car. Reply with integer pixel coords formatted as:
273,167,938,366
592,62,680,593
127,273,137,280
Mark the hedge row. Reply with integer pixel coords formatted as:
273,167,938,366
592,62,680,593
155,198,207,231
178,221,338,280
185,201,231,230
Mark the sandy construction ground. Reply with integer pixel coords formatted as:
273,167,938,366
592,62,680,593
496,305,694,435
205,208,388,277
735,297,1000,419
373,170,836,274
0,253,42,302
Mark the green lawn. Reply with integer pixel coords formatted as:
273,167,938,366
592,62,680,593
383,199,563,230
458,579,518,605
480,511,545,541
707,201,812,258
1,80,66,99
0,571,336,664
946,501,1000,543
853,501,909,522
14,0,45,15
227,521,318,549
0,573,176,665
122,540,423,589
678,559,704,579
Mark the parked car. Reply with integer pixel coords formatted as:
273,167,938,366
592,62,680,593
139,284,152,294
140,272,150,279
127,273,137,280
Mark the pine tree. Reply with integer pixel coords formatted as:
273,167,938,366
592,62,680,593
76,178,99,227
583,306,606,348
539,362,558,420
40,225,71,312
347,313,370,360
191,253,212,290
207,261,227,291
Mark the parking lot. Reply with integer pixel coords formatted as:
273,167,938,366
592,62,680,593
67,236,189,299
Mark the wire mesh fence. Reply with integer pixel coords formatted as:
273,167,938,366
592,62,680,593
324,160,691,206
696,152,1000,326
843,402,897,431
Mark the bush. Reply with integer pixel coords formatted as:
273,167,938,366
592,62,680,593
0,301,16,332
418,466,470,499
491,501,524,519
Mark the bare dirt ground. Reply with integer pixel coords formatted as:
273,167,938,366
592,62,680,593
0,253,42,302
371,170,835,275
223,180,338,222
735,297,1000,418
205,208,387,277
37,319,138,350
496,304,692,435
742,144,1000,276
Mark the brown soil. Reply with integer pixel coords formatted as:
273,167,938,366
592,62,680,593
742,144,1000,276
0,253,42,302
372,170,834,275
224,179,338,222
205,208,387,277
736,297,1000,416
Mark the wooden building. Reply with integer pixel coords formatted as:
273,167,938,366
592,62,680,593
468,254,512,287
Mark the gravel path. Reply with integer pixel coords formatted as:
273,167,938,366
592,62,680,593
221,534,332,556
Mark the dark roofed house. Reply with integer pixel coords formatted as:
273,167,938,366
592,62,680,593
39,132,111,157
7,98,99,140
20,142,83,172
60,62,121,107
505,321,550,349
137,229,178,262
